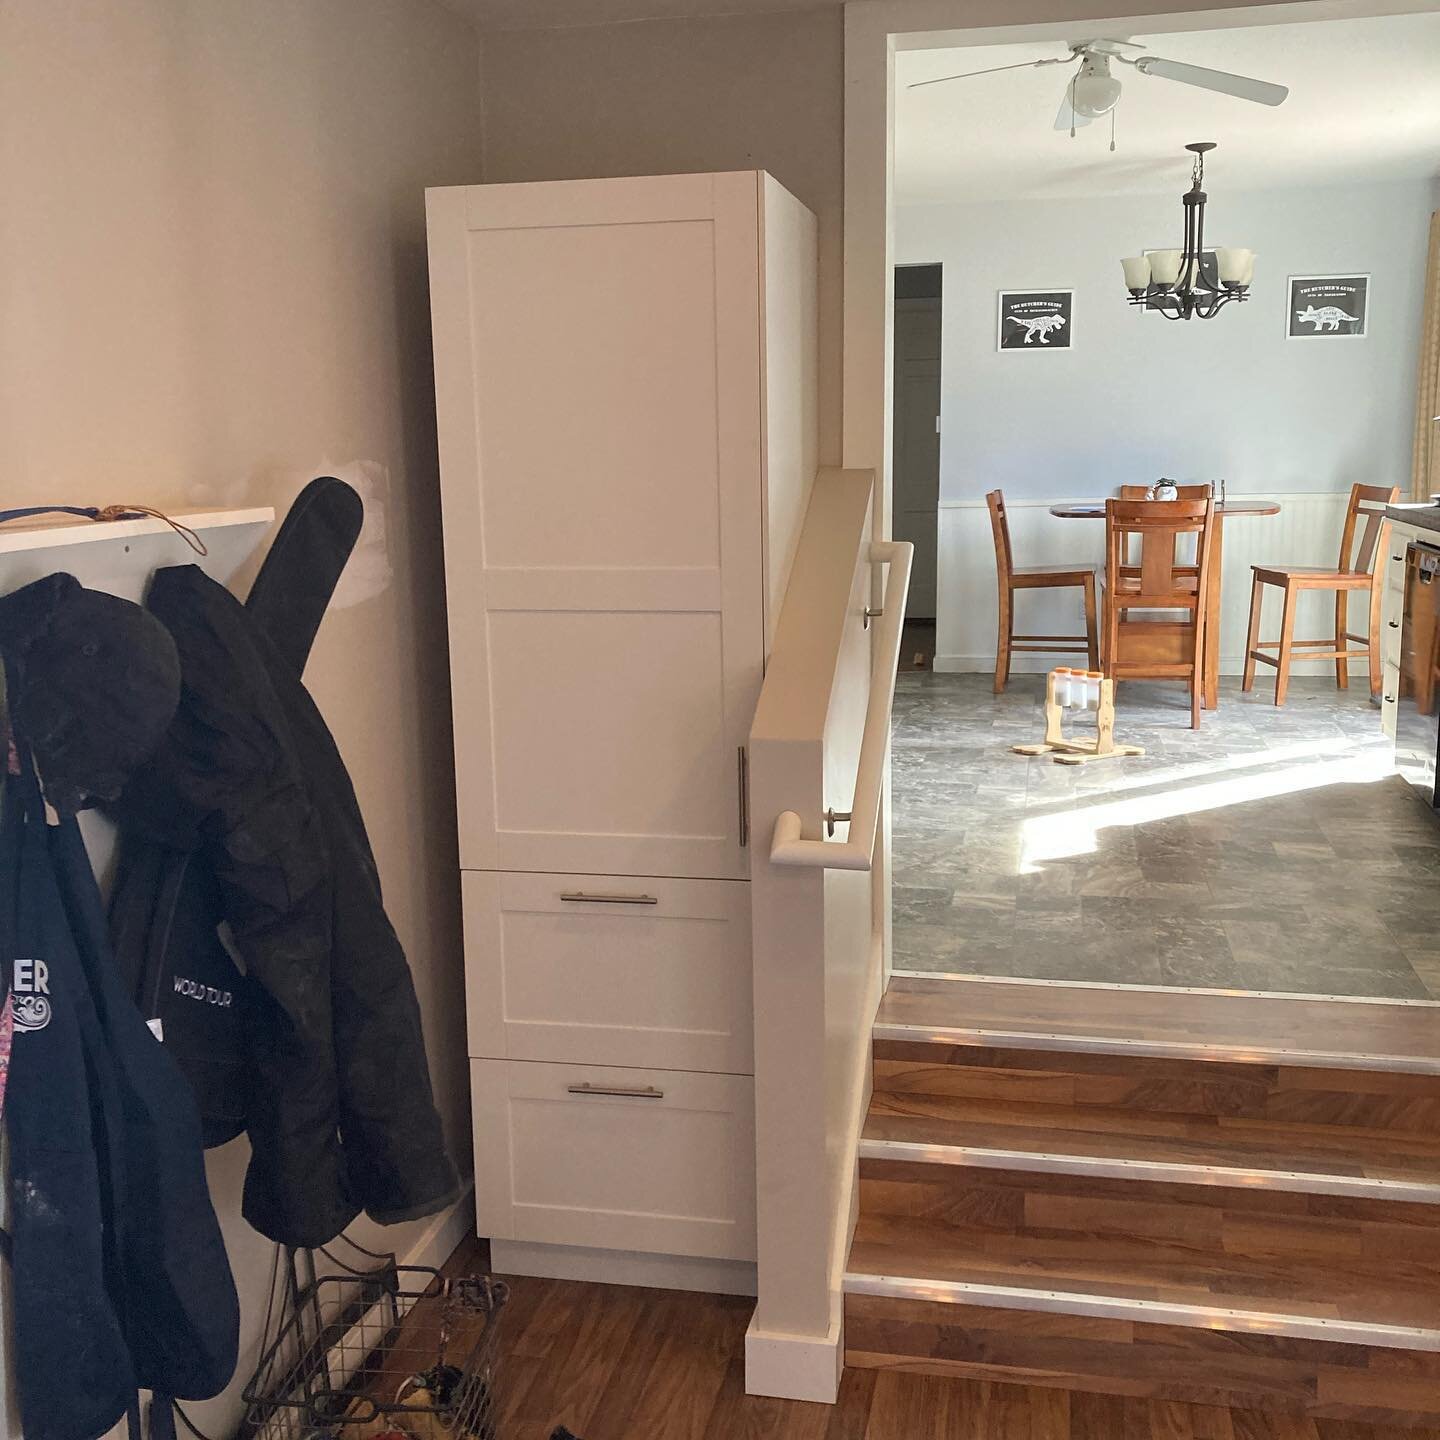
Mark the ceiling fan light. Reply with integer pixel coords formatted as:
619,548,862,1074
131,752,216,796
1070,59,1122,117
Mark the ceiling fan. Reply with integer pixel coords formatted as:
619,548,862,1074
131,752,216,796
910,39,1288,137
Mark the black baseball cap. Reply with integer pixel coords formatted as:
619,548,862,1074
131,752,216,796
0,573,181,816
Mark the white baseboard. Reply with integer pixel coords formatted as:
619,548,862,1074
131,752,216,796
488,1238,756,1296
744,1291,843,1403
398,1183,477,1272
934,653,1364,677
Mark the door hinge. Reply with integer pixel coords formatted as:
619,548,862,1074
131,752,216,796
737,745,750,848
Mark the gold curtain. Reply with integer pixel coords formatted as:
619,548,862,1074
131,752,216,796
1415,211,1440,501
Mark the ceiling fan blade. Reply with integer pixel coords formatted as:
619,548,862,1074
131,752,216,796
1133,55,1288,106
1054,91,1094,131
908,56,1066,91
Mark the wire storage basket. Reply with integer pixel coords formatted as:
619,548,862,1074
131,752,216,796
241,1247,508,1440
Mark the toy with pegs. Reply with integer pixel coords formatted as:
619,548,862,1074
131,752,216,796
1011,667,1144,766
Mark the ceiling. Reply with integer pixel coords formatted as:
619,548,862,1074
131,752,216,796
438,0,835,30
895,13,1440,205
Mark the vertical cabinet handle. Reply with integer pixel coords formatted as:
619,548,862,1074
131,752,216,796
737,745,750,848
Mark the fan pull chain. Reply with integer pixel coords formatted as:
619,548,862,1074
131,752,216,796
1110,105,1117,153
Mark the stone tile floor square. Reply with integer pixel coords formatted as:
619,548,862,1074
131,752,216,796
891,673,1440,1000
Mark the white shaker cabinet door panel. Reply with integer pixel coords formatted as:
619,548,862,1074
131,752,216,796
428,173,765,880
470,1058,757,1262
462,870,753,1073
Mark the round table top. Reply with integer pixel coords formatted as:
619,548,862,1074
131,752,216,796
1050,500,1282,519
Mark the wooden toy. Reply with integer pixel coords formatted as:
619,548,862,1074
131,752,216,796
1011,667,1144,766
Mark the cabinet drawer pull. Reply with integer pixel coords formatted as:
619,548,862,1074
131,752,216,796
566,1082,665,1100
559,891,659,906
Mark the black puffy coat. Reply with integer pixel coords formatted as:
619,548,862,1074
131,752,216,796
114,564,459,1247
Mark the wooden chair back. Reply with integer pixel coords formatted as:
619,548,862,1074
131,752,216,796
1336,482,1401,575
985,489,1014,589
1105,497,1216,610
1116,484,1211,567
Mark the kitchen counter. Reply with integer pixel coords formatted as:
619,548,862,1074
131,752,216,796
1386,502,1440,537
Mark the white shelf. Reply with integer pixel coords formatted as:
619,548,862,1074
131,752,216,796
0,506,274,555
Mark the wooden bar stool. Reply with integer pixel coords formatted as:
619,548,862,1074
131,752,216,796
986,488,1098,694
1241,482,1399,705
1104,496,1217,729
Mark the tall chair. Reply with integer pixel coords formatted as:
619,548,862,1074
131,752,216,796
1241,482,1400,705
986,488,1098,694
1104,496,1217,729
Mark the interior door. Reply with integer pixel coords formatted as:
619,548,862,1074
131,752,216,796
892,293,941,620
427,173,764,880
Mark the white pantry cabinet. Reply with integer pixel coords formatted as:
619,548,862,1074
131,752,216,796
427,171,818,1290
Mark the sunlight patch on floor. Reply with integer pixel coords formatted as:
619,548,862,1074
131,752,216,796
1019,744,1396,870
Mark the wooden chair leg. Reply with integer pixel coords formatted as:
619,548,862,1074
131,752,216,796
1242,575,1264,693
1082,574,1099,670
1275,582,1298,706
995,584,1013,694
1334,590,1349,690
1367,576,1383,700
1191,607,1204,730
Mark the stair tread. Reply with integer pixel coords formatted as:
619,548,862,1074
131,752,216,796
879,976,1440,1072
846,1213,1440,1331
863,1096,1440,1186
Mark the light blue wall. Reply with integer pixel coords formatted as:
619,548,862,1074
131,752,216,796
897,179,1438,503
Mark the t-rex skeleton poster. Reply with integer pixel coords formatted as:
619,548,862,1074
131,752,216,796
1288,275,1369,338
997,290,1073,352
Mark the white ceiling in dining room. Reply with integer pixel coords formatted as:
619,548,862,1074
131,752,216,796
895,13,1440,206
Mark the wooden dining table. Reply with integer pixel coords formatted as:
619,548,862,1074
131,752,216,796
1050,499,1281,710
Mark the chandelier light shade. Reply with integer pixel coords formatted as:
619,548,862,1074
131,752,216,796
1121,142,1254,320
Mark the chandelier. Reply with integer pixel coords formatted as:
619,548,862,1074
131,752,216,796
1120,142,1255,321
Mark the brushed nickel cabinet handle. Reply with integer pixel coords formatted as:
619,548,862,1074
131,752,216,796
566,1082,665,1100
559,891,658,905
737,745,750,849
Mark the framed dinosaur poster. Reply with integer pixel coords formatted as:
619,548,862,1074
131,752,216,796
997,290,1073,352
1287,275,1369,339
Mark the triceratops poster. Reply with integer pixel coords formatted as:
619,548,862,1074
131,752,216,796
997,290,1073,352
1288,275,1369,339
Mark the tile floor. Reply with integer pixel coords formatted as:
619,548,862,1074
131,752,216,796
891,672,1440,1000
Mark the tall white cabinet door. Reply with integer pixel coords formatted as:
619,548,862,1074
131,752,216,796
428,173,765,880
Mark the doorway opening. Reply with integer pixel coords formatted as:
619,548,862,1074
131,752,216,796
892,262,942,672
874,8,1440,1003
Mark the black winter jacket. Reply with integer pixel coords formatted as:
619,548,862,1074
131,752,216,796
115,564,459,1247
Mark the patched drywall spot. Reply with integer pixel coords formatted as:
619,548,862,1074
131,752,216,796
324,460,396,609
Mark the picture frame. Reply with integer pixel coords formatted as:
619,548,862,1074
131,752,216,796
997,289,1073,352
1287,275,1369,339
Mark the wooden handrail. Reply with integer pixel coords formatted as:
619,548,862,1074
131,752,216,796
769,539,912,870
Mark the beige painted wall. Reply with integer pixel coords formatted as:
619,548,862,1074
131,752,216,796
479,6,846,466
0,0,483,1428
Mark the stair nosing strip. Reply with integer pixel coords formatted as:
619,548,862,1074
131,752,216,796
841,1271,1440,1351
857,1137,1440,1203
888,970,1440,1009
872,1021,1440,1075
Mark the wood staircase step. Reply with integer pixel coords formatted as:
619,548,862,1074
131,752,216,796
878,976,1440,1075
863,1099,1440,1199
847,977,1440,1424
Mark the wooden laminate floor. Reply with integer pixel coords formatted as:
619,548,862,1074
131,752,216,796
436,1240,1440,1439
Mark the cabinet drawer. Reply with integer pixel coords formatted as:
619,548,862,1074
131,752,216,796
471,1059,756,1262
462,871,752,1073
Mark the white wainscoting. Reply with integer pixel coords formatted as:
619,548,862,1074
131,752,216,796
936,491,1373,678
